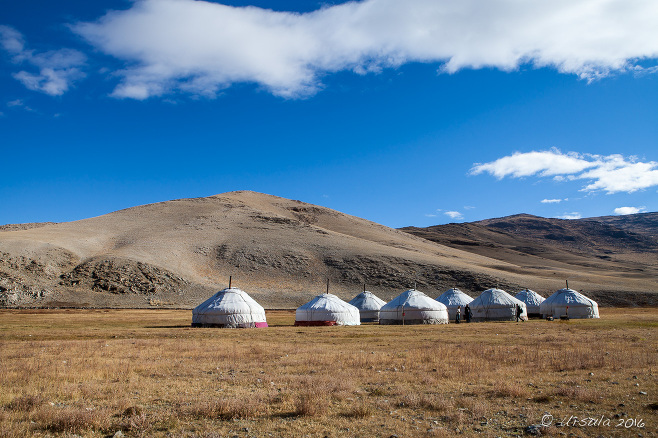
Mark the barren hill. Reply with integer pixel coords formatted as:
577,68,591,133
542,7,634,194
586,212,658,242
401,213,658,306
1,192,656,308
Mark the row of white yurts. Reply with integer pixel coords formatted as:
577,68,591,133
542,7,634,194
191,285,599,328
293,288,450,325
436,287,600,320
191,287,447,327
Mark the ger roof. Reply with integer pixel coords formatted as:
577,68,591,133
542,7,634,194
515,289,545,306
436,288,474,307
349,291,386,311
381,289,446,311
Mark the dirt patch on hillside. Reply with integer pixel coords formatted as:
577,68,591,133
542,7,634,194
60,257,189,295
0,222,58,232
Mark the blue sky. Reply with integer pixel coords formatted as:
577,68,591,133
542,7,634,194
1,0,657,228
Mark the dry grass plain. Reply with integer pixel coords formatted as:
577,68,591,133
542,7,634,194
0,309,656,437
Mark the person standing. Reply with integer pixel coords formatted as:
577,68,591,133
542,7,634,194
516,304,523,322
465,304,472,323
455,306,461,324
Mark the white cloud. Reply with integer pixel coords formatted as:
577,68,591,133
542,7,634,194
0,26,86,96
445,211,464,220
463,206,476,210
471,149,596,179
614,206,646,215
6,98,34,112
0,25,26,58
472,149,658,194
71,0,658,100
541,198,563,203
579,156,658,193
557,212,582,219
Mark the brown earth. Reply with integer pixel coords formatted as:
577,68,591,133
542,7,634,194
0,191,656,308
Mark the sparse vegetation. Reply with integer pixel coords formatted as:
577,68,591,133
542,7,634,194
0,308,655,437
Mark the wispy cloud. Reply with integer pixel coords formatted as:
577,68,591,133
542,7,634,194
445,211,464,220
471,149,658,194
6,98,34,112
557,212,582,220
541,198,564,204
614,206,646,215
0,25,25,57
71,0,658,100
0,25,86,96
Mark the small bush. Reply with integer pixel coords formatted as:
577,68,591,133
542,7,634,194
127,412,153,436
455,397,488,418
552,385,599,402
180,397,266,420
217,398,263,419
123,406,143,417
395,393,451,413
34,406,110,434
491,381,530,399
6,395,45,412
366,386,387,397
420,394,452,413
344,401,373,419
295,391,328,417
533,394,552,403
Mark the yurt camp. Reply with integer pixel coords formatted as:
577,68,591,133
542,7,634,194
540,288,600,319
469,288,527,322
515,289,545,318
435,287,474,320
192,287,268,328
379,289,449,325
295,293,361,326
349,289,387,323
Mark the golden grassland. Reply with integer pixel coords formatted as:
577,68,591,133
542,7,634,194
0,308,656,437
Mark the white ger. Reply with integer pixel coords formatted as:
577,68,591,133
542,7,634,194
192,287,268,328
435,287,474,320
469,288,528,322
514,288,545,317
540,288,600,319
349,290,387,323
295,293,361,326
379,289,449,325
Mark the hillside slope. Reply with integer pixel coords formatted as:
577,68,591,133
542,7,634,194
586,212,658,242
1,192,656,308
401,213,658,306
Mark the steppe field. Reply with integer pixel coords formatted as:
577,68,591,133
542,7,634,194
0,309,656,438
